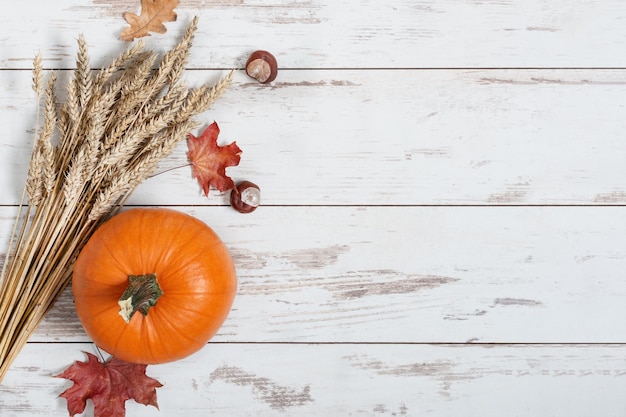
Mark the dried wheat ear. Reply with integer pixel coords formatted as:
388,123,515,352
0,16,234,382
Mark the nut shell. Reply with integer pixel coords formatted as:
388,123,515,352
245,50,278,84
230,181,261,213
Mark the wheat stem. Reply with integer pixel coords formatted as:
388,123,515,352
0,16,232,382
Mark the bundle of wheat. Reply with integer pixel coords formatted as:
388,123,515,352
0,16,232,382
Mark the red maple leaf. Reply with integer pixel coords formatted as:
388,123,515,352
187,121,242,196
57,352,163,417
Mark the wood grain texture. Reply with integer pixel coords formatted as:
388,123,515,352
0,205,621,344
1,0,626,414
0,1,626,69
3,343,626,416
2,69,626,206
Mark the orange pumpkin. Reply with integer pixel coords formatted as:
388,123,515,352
72,208,237,364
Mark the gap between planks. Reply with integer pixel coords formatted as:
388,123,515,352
6,67,626,71
23,341,626,347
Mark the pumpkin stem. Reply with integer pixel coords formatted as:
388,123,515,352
118,273,163,323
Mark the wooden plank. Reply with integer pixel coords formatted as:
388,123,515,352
2,1,626,69
3,342,626,416
5,1,626,416
1,205,622,344
2,69,626,206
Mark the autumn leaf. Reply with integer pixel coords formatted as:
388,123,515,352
120,0,179,42
57,352,163,417
187,122,242,196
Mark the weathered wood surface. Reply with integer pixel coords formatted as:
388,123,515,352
4,343,626,416
2,0,626,69
2,0,626,415
7,205,624,344
2,69,626,206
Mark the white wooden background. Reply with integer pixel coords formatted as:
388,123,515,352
2,0,626,415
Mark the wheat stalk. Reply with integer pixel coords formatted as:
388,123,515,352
0,16,233,382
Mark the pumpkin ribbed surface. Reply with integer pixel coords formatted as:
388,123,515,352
72,208,237,364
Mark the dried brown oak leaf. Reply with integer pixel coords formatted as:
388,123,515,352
120,0,179,41
57,352,163,417
187,121,242,196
